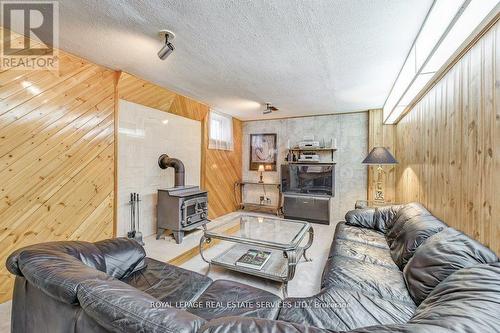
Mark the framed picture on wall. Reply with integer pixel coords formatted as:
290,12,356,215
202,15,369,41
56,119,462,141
249,133,277,171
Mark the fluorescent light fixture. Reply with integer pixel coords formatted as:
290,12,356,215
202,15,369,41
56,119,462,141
398,73,434,106
415,0,464,69
383,0,499,124
383,46,416,120
386,106,406,124
424,0,499,72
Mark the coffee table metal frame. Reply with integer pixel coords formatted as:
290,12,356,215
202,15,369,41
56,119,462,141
199,215,314,297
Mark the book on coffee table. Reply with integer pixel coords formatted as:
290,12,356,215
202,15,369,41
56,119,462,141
235,249,272,270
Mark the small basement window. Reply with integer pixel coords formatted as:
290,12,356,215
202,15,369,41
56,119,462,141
209,110,233,151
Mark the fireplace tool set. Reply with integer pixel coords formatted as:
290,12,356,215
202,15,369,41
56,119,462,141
128,192,144,245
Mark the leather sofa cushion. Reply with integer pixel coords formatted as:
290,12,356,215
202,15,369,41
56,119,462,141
94,238,146,279
373,205,403,233
333,222,389,250
199,317,330,333
78,279,206,333
17,248,113,304
7,238,146,280
187,279,281,321
345,205,404,234
387,203,431,240
409,263,500,333
387,208,446,269
329,238,398,270
322,255,414,304
123,257,212,306
403,228,499,305
6,241,106,276
279,287,415,331
345,208,376,229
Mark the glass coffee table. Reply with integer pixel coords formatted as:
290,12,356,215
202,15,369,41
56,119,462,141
199,214,314,297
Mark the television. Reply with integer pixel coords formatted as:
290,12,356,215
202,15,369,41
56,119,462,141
281,164,335,196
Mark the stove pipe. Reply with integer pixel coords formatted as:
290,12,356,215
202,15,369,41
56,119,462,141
158,154,185,187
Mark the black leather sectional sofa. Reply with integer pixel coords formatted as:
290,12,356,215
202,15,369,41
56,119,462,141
6,203,500,333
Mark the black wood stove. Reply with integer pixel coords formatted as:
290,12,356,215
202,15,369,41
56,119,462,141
156,154,209,243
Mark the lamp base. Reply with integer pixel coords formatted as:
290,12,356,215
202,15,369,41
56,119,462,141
374,165,385,202
374,189,385,202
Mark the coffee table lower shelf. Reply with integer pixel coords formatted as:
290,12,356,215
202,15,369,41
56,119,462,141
200,242,308,297
213,243,303,281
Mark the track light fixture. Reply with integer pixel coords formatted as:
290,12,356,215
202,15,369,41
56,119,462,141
158,30,175,60
263,103,278,115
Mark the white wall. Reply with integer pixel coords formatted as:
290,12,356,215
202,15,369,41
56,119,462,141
242,112,368,222
117,100,201,237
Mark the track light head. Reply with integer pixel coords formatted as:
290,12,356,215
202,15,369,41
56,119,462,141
263,103,278,114
158,30,175,60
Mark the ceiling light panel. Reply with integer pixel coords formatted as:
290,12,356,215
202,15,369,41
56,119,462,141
399,73,434,106
383,0,499,124
424,0,499,73
383,45,416,121
415,0,465,69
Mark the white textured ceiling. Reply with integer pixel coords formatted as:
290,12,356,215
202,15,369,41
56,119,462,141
54,0,433,120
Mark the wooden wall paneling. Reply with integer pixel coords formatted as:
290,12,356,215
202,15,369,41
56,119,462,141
395,21,499,254
467,41,482,242
113,71,121,237
483,30,495,248
203,117,242,219
446,65,462,225
169,94,207,122
118,72,176,112
494,23,500,252
367,109,396,202
0,29,116,302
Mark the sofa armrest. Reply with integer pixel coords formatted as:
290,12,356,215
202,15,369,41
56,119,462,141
344,208,376,229
199,316,332,333
78,279,205,333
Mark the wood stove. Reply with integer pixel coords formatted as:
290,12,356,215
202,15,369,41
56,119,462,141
156,154,209,243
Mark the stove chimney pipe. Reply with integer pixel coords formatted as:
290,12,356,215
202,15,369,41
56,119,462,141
158,154,185,187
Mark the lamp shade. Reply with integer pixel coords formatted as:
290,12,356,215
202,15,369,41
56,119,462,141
362,147,398,165
258,165,265,172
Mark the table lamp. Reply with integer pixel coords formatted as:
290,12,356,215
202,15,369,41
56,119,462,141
362,147,398,202
258,164,265,183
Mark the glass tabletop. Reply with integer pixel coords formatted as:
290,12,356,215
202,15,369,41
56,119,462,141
205,214,310,249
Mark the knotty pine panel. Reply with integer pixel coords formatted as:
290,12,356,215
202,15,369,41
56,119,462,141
203,117,242,219
0,28,115,302
395,21,500,255
118,72,176,112
118,73,242,219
